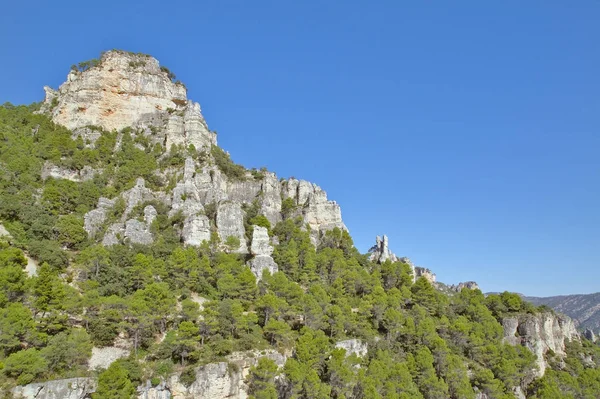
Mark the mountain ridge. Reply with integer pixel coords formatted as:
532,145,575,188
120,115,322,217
0,49,598,399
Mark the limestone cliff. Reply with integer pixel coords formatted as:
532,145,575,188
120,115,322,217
502,312,580,377
12,351,286,399
39,50,216,150
39,50,347,246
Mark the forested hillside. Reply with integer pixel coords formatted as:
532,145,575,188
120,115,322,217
0,53,599,399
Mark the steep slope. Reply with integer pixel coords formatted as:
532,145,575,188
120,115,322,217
0,50,599,399
524,293,600,335
38,50,346,256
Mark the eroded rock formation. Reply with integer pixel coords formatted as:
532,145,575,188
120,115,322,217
40,50,216,150
502,312,580,376
248,225,278,279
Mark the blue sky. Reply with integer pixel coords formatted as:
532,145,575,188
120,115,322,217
1,1,599,296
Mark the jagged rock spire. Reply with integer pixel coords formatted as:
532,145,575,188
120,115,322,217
368,235,398,263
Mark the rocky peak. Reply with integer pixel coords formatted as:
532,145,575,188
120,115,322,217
368,235,398,263
39,50,216,150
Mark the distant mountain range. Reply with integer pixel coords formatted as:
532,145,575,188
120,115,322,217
523,292,600,333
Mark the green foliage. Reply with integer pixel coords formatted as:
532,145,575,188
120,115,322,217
93,362,136,399
211,145,247,180
4,348,48,385
0,101,596,398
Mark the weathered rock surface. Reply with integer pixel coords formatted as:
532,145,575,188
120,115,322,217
139,350,286,399
40,50,216,150
502,312,580,376
216,202,247,253
84,197,116,237
247,225,278,279
41,53,348,248
368,235,398,263
415,266,437,283
88,346,130,370
524,292,600,335
450,281,480,292
182,214,211,246
12,378,96,399
335,339,368,358
124,219,153,245
41,162,99,182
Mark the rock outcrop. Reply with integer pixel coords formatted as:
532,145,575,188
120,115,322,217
335,339,368,358
88,346,130,370
40,52,346,248
450,281,480,292
216,202,247,253
248,225,278,279
40,50,216,150
368,235,398,263
14,351,286,399
415,266,436,283
12,378,96,399
41,162,99,182
502,312,580,376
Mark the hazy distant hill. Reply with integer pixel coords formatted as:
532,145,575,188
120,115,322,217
524,292,600,333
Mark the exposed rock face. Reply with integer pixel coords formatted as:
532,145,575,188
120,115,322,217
12,378,96,399
15,351,286,399
40,50,216,150
368,235,398,263
41,161,99,182
502,312,580,376
125,219,153,245
450,281,480,292
283,178,346,243
84,197,116,237
88,346,130,370
40,53,348,248
524,292,600,335
415,267,436,283
216,202,247,253
182,214,211,246
248,225,278,279
139,350,286,399
335,339,368,358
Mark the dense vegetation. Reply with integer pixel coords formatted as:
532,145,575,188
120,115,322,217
0,103,599,398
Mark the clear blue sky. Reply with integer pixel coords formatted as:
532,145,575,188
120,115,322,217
1,1,599,296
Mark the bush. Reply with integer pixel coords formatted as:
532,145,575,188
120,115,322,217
210,146,247,181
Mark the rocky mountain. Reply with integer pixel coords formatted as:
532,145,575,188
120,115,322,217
524,292,600,335
0,50,599,399
38,50,346,271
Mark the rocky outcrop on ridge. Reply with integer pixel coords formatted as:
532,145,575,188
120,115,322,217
524,292,600,335
368,235,398,263
39,50,216,150
502,312,580,377
34,51,346,247
414,266,436,283
449,281,480,292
